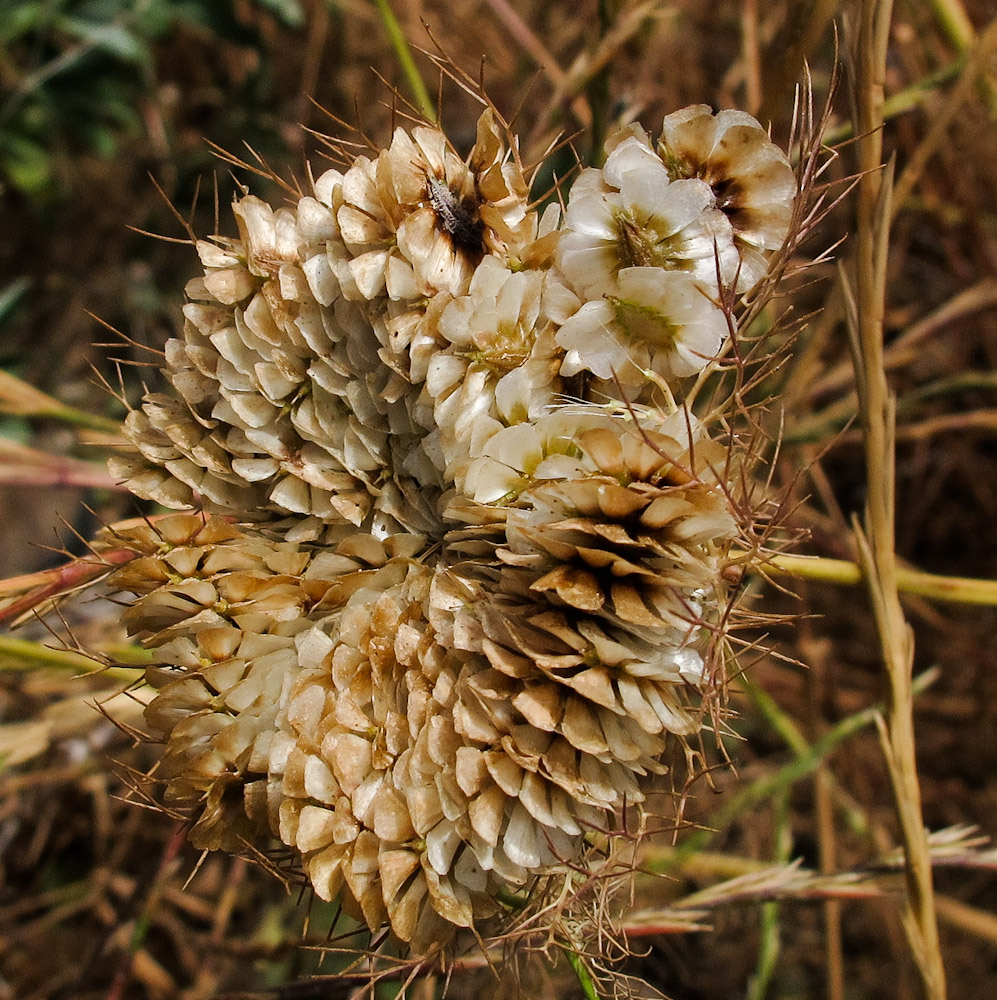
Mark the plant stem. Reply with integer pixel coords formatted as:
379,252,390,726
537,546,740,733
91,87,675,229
586,0,616,166
891,20,997,217
0,439,124,490
371,0,436,122
0,634,141,680
927,0,997,114
820,57,966,148
748,792,791,1000
852,3,946,996
928,0,975,49
647,669,937,873
499,883,600,998
744,674,876,842
757,553,997,606
562,947,600,1000
29,405,122,435
0,369,122,434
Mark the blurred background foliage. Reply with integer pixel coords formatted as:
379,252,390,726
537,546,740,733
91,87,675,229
1,0,306,371
0,0,308,201
0,0,329,571
1,1,996,998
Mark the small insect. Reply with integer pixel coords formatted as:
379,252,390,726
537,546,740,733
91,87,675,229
425,175,484,252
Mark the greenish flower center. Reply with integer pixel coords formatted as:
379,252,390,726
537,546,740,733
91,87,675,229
464,315,534,375
614,210,691,272
609,296,679,348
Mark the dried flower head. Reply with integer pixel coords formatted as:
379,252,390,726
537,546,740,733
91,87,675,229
336,109,532,301
102,99,798,954
556,267,728,385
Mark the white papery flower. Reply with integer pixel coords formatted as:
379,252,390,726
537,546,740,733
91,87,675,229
462,409,603,504
427,256,561,488
658,106,796,283
557,130,741,299
556,266,727,384
336,110,533,304
458,399,710,506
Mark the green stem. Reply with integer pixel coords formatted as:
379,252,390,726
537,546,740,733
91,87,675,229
31,406,122,435
744,674,873,840
927,0,997,118
371,0,436,122
744,673,809,757
586,0,615,166
820,57,966,148
747,793,791,1000
928,0,975,50
498,884,599,999
0,634,143,680
756,553,997,606
562,946,600,1000
0,368,123,435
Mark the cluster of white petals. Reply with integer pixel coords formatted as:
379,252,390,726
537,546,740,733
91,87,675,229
556,268,729,386
558,129,741,296
105,104,796,951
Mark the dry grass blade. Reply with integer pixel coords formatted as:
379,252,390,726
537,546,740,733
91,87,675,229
0,438,123,493
0,684,149,768
890,18,997,217
0,369,120,435
849,2,947,996
876,825,997,870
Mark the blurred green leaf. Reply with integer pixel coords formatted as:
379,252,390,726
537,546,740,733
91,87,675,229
253,0,305,28
0,279,32,329
0,131,53,196
0,0,68,43
59,19,149,63
0,0,291,207
0,415,33,446
85,122,119,158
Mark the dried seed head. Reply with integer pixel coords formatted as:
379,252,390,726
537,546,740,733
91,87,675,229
101,98,799,952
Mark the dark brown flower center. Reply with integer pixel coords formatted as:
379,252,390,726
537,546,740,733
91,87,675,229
709,175,740,216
